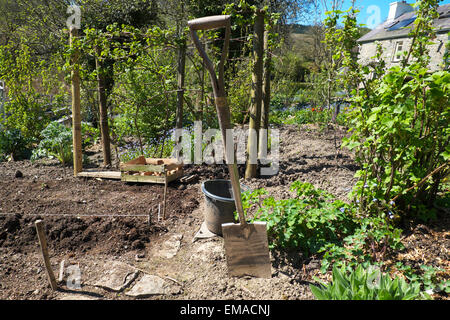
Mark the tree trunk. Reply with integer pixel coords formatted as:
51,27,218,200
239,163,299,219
176,40,186,129
245,10,265,179
95,47,111,166
259,29,271,158
197,41,207,122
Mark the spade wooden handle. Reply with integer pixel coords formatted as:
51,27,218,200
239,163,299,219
188,15,231,31
188,15,245,225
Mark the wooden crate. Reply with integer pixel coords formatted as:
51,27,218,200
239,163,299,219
120,156,184,184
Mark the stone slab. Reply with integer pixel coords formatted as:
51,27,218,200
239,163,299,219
125,275,167,297
93,261,139,292
155,234,183,259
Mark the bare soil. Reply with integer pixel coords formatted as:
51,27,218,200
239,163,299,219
0,124,448,300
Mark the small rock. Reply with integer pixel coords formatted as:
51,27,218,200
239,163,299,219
59,294,98,300
155,234,183,259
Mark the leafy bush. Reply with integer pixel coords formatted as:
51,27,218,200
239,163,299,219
310,264,426,300
396,263,450,295
242,181,404,272
271,50,310,107
81,122,100,150
227,59,252,124
343,67,450,221
118,140,175,163
319,213,404,273
270,108,332,126
340,1,449,221
31,122,73,165
0,128,30,161
269,109,296,125
0,42,52,141
110,48,177,145
246,181,357,255
295,108,331,125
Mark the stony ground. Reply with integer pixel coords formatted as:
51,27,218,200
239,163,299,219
0,124,448,300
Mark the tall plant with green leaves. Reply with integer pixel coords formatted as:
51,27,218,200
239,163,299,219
0,41,52,141
31,122,73,166
341,0,449,221
318,7,362,118
245,181,357,255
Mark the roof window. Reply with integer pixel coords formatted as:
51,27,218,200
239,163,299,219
387,17,416,31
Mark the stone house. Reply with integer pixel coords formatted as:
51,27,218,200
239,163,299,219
358,1,450,71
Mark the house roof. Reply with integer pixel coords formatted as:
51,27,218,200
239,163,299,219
358,4,450,43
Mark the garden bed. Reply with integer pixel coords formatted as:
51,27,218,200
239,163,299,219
0,124,447,300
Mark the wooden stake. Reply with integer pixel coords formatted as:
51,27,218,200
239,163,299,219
58,259,65,283
163,175,168,220
70,27,82,176
35,220,58,291
148,209,152,225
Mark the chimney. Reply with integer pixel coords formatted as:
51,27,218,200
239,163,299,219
387,1,414,22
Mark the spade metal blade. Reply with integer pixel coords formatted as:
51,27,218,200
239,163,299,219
221,221,271,278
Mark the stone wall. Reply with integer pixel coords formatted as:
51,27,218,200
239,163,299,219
358,32,449,72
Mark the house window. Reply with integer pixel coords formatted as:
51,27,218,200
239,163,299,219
392,41,404,62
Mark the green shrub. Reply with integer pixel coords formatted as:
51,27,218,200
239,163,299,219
269,108,334,126
31,122,73,165
81,122,100,150
340,1,449,221
242,181,404,272
246,181,357,255
269,109,295,125
344,67,450,221
118,140,175,163
310,264,427,300
0,128,30,161
295,108,331,125
396,263,450,295
319,213,404,273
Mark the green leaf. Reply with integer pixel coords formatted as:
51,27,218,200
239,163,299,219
310,285,330,300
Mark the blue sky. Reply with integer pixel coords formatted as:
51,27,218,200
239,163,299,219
309,0,450,27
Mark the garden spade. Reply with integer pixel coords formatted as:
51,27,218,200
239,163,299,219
188,15,271,278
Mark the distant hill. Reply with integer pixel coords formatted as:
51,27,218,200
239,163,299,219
289,24,315,34
285,23,372,72
289,23,371,35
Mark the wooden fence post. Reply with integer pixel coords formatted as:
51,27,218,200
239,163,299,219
70,27,82,176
